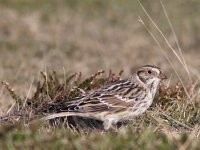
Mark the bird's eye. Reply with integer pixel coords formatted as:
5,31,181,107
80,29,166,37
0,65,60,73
148,70,152,74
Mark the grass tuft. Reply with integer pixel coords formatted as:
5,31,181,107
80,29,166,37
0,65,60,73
0,70,199,149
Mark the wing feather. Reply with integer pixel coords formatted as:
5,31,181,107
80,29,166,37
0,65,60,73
53,79,143,113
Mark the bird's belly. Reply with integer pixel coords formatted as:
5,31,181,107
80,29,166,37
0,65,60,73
79,99,153,123
119,101,153,121
98,110,139,123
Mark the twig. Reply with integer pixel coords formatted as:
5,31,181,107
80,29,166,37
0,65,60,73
159,111,193,131
23,77,35,107
0,110,29,120
138,0,191,99
159,0,191,83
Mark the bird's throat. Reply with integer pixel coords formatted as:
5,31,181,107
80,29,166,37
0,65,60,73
149,80,160,98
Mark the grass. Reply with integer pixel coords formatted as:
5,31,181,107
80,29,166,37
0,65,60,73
0,70,199,149
0,0,200,149
1,124,199,149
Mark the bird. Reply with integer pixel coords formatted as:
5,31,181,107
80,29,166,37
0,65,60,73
43,65,167,130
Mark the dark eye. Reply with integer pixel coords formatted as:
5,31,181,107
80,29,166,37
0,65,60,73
148,70,152,74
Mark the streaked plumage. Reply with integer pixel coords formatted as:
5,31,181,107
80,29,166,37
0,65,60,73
44,65,167,130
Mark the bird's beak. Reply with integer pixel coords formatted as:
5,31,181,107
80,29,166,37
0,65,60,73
158,72,167,80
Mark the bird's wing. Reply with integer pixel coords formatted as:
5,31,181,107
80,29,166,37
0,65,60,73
56,79,145,113
58,94,136,113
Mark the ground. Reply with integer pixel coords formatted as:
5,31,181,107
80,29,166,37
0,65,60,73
0,0,199,149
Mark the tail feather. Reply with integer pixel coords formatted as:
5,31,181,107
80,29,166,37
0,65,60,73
43,112,76,120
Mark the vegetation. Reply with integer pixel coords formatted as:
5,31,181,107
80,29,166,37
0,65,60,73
0,70,199,149
0,0,199,149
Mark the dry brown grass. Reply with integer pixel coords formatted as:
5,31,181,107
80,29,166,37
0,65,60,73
1,1,199,111
0,0,199,149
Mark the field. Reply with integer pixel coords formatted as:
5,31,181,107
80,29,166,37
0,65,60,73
0,0,199,149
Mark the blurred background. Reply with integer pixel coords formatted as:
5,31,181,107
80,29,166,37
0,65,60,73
0,0,200,110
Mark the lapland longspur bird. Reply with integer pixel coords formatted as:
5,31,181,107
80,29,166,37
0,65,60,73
44,65,167,130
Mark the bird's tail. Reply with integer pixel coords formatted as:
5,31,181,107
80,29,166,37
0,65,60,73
42,112,76,120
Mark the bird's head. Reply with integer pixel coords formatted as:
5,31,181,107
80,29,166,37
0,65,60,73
136,65,167,86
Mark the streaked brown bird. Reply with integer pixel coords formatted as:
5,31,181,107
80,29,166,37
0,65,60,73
44,65,167,130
